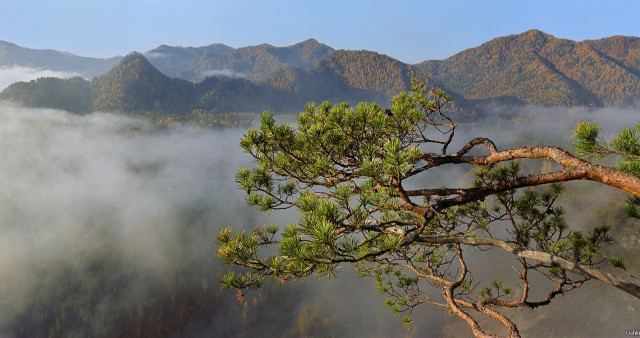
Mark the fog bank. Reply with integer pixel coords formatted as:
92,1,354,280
0,66,84,90
0,102,433,337
0,101,637,337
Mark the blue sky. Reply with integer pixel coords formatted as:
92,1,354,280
2,0,640,64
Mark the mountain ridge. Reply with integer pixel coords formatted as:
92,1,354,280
91,52,195,113
416,29,640,106
142,38,335,82
3,30,640,120
0,40,122,78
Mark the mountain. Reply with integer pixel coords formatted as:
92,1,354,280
0,40,121,78
143,39,334,82
0,77,93,113
91,52,196,114
3,50,448,117
263,49,459,108
416,29,640,106
584,36,640,76
4,30,640,121
190,39,335,81
312,49,440,98
144,43,234,80
0,39,333,84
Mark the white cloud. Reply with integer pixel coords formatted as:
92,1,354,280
145,52,168,59
0,103,253,330
0,66,84,90
200,68,248,79
0,102,636,335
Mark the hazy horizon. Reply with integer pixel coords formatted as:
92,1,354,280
3,0,640,64
1,0,639,335
0,100,637,336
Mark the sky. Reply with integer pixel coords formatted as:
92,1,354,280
1,0,640,64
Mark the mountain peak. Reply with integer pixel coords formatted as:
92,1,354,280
522,29,552,38
120,51,149,64
102,52,166,84
416,29,640,106
289,38,332,51
502,29,555,46
206,42,234,50
476,29,558,53
0,40,18,48
93,51,195,113
294,38,321,47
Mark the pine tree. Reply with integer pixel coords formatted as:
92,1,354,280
217,81,640,337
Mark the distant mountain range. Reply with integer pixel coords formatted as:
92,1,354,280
0,38,335,81
2,30,640,119
418,29,640,106
0,40,121,78
144,38,334,82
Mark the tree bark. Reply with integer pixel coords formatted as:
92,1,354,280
417,235,640,299
426,144,640,198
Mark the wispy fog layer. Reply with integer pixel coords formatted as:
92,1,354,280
145,52,168,59
0,102,250,335
0,101,637,337
199,69,248,80
460,104,640,148
0,102,426,337
0,66,84,90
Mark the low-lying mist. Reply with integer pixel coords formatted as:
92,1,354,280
0,100,637,337
0,102,425,337
0,66,84,91
0,102,252,336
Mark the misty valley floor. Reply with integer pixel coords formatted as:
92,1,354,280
0,103,637,337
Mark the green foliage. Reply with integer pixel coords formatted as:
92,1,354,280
474,163,613,265
572,121,607,158
218,82,638,336
0,77,93,113
92,52,195,114
610,256,627,269
623,196,640,219
573,120,640,176
402,315,413,328
218,83,457,302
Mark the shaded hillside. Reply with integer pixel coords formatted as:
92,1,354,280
584,36,640,76
191,49,447,114
5,31,640,111
262,50,464,111
417,29,640,106
0,77,93,113
1,52,287,116
194,75,283,113
193,39,335,81
145,43,234,80
314,50,435,98
263,51,388,105
144,39,335,82
0,40,121,78
2,51,457,118
6,31,640,120
0,39,332,83
92,52,195,113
